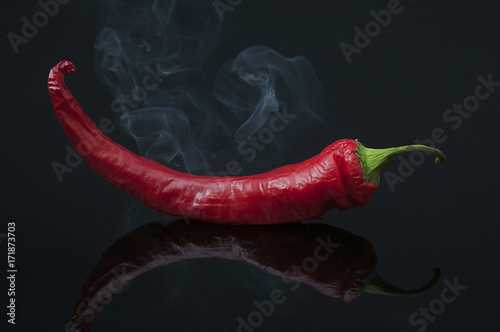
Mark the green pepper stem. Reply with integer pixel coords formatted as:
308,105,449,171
355,139,447,184
362,268,441,297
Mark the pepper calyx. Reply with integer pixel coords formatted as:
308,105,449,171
354,139,447,185
361,268,441,297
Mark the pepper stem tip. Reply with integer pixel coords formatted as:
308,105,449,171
355,139,446,184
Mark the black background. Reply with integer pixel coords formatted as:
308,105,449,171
1,0,500,331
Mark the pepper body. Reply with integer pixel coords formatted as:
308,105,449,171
48,61,378,225
71,220,377,331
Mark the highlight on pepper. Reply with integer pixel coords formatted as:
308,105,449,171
48,60,446,225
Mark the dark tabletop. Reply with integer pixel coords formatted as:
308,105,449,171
1,0,499,331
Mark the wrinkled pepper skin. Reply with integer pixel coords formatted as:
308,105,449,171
70,220,377,331
48,61,377,225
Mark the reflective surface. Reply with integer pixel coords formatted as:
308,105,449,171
70,220,441,331
2,0,500,331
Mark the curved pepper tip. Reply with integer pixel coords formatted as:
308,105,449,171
55,60,76,77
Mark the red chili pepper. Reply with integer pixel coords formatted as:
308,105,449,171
48,61,446,225
70,219,440,331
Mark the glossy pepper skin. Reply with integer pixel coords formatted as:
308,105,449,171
70,220,439,331
48,61,445,225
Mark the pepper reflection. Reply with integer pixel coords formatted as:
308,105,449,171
70,220,440,331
